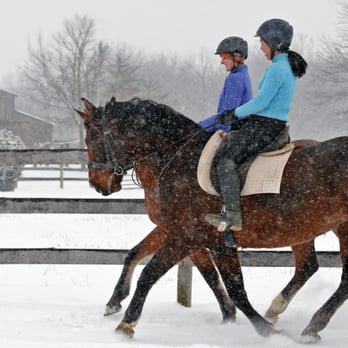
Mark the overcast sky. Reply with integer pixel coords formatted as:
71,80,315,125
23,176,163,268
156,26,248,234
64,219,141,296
0,0,340,77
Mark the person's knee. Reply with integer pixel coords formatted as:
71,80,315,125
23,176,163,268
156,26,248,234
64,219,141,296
217,158,237,175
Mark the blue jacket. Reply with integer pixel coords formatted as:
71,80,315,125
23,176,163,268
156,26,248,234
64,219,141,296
235,54,296,122
199,65,252,132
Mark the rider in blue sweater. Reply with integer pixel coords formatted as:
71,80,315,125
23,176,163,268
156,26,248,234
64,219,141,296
236,53,295,121
205,19,307,248
199,36,252,132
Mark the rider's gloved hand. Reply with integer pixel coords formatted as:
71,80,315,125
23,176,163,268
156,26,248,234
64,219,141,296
218,109,238,124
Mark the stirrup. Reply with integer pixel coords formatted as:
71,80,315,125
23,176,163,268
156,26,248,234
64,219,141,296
217,221,242,232
205,212,242,232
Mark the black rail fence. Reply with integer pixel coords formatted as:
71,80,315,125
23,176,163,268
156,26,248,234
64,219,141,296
0,149,341,307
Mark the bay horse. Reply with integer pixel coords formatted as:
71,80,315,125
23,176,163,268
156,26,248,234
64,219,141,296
76,97,348,343
76,98,319,328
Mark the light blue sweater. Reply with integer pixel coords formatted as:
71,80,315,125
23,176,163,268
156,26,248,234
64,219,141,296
235,54,296,122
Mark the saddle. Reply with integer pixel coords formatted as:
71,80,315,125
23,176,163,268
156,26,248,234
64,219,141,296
197,126,295,196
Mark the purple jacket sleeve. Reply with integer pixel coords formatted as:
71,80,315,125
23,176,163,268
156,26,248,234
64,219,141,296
199,65,252,132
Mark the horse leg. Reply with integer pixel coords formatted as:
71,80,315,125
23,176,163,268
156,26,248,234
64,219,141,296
105,227,235,322
211,248,275,337
265,240,319,322
105,227,166,315
190,248,236,322
115,242,189,337
301,222,348,343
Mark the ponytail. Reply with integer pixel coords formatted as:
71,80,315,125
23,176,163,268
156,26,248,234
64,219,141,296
288,50,307,78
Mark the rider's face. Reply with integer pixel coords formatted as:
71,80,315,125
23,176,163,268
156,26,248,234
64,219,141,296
260,39,272,60
219,53,234,71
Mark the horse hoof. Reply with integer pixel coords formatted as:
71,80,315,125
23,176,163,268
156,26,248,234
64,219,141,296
220,303,237,324
115,322,136,338
255,320,274,337
264,294,287,323
221,312,236,324
300,332,321,344
104,304,122,316
264,313,279,324
271,326,285,335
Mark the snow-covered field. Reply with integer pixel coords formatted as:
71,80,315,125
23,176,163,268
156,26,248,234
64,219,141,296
0,174,346,347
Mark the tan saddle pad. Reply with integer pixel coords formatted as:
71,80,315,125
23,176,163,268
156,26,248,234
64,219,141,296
197,131,294,196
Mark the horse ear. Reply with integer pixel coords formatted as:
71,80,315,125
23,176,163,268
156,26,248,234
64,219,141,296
81,98,97,114
74,108,87,120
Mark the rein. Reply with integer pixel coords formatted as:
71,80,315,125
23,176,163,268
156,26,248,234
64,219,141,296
87,106,135,179
158,129,204,179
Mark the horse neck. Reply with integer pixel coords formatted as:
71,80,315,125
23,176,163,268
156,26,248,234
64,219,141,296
136,155,162,191
135,130,206,191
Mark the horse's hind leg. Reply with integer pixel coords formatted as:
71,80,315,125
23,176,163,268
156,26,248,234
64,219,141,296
190,248,236,322
301,222,348,343
265,240,319,322
105,227,166,315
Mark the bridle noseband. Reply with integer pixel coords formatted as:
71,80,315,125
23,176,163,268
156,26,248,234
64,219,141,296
87,160,128,176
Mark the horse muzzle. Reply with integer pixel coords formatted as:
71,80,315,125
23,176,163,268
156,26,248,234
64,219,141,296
89,170,122,196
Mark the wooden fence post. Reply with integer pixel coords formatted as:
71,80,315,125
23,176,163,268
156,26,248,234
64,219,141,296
177,258,193,307
59,162,64,189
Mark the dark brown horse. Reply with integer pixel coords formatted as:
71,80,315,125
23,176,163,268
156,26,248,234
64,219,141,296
76,97,347,343
77,98,319,329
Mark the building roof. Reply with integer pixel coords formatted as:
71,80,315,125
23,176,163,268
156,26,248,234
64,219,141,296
0,89,17,97
15,110,55,127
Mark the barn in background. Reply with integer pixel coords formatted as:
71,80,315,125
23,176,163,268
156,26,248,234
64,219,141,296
0,89,55,147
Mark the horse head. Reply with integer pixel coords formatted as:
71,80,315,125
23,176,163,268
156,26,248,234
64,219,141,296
75,97,133,195
76,97,203,196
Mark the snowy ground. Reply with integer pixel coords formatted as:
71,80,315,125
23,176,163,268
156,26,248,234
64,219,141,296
0,173,346,347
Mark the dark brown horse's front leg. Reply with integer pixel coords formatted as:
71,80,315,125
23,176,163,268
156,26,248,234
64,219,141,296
190,248,236,322
105,227,166,316
115,242,189,337
212,248,275,337
265,240,319,322
105,226,236,321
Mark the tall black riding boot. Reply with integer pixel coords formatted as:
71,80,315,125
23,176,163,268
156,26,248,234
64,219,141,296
205,158,242,248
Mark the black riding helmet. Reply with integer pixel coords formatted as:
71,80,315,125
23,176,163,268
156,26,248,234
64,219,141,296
255,18,293,53
215,36,248,59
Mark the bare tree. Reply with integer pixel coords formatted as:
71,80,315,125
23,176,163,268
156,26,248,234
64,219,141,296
135,53,172,101
309,0,348,105
103,44,144,100
138,51,223,120
299,0,348,137
189,50,221,118
20,14,110,146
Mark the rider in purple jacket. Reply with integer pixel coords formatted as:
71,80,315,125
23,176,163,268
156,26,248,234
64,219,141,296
199,36,252,132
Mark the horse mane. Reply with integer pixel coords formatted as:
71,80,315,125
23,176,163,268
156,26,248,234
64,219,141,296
105,97,203,143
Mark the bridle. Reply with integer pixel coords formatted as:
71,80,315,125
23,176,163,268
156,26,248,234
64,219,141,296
86,105,135,179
